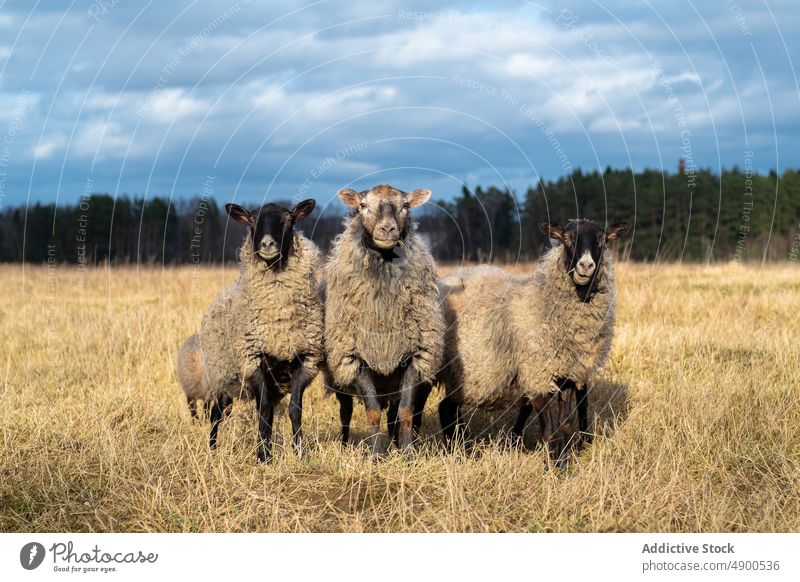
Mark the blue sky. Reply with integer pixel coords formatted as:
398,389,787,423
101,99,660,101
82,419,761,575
0,0,797,211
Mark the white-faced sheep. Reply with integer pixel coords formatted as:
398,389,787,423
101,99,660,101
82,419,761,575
194,199,324,462
437,219,629,465
324,184,445,455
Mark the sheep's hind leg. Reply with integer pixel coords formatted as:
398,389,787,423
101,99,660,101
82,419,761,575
438,393,463,449
288,361,315,456
355,367,384,457
533,394,556,467
555,381,577,468
511,400,533,447
335,391,354,445
187,396,199,421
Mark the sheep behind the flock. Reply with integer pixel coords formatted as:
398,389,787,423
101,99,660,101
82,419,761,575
438,219,629,464
324,184,445,454
178,334,206,420
195,199,324,462
177,333,233,420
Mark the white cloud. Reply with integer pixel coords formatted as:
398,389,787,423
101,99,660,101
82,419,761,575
73,119,131,159
148,88,210,123
32,136,65,160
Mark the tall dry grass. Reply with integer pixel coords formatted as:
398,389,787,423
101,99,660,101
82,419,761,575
0,261,798,531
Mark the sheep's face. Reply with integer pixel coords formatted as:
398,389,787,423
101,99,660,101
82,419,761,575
540,219,630,286
225,199,316,266
338,184,431,251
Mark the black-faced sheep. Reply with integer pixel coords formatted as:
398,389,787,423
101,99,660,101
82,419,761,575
195,199,324,462
324,184,444,455
437,219,629,464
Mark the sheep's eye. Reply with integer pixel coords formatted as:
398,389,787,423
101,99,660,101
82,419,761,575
359,203,368,211
402,203,410,211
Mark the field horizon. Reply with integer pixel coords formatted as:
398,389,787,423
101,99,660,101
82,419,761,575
1,261,798,532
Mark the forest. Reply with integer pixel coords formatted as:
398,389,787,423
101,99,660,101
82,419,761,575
2,165,799,264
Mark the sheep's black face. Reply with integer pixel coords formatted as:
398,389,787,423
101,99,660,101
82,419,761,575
225,199,316,267
540,219,630,286
337,184,431,252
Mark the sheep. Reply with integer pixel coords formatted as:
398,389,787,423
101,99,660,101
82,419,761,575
177,333,232,421
437,219,630,464
324,184,445,455
195,199,324,462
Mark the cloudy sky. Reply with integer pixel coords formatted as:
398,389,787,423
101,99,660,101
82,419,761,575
0,0,797,209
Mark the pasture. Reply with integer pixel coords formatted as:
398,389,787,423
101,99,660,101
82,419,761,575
0,262,798,532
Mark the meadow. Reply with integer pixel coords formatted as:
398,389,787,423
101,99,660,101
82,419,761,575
1,261,798,532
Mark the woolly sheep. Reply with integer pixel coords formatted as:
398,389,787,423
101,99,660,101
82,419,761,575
324,184,445,454
437,219,629,464
177,333,232,420
196,199,323,462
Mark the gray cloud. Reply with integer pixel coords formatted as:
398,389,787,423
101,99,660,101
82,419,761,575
0,0,797,206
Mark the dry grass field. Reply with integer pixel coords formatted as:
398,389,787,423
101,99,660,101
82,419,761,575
1,261,798,532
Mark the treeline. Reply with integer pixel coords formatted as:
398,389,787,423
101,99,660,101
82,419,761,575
428,166,800,262
2,166,799,264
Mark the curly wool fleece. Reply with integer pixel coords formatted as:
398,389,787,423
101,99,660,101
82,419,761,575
324,217,445,389
197,232,324,399
439,243,618,409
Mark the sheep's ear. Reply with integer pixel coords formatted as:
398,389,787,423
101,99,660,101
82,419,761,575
539,220,566,243
337,188,361,209
225,203,254,227
605,222,630,241
291,199,316,223
406,188,431,208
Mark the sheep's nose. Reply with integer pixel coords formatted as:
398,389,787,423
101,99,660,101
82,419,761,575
577,256,595,272
377,224,398,237
261,238,276,249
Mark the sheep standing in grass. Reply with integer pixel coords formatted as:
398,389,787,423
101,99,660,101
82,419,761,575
195,199,323,462
438,219,629,464
324,184,444,455
177,333,232,420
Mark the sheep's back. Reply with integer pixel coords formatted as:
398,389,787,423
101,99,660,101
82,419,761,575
177,334,207,400
197,281,255,398
441,269,527,407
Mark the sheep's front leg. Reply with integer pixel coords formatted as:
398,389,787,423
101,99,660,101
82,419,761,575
575,385,591,447
252,367,275,463
555,380,577,467
288,361,315,456
387,400,399,446
325,366,354,444
355,367,383,457
532,394,555,464
208,395,227,450
397,366,420,449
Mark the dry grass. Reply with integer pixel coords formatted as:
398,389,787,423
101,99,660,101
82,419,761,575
1,261,798,532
